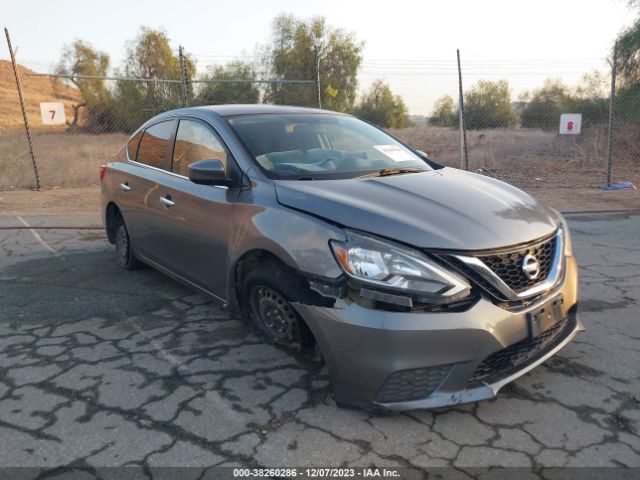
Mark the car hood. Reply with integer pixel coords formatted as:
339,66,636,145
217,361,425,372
274,168,559,251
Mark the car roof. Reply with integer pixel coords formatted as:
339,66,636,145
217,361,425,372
139,104,351,133
194,104,343,116
165,104,346,118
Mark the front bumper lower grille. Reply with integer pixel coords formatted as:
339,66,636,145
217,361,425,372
466,315,575,387
376,364,452,403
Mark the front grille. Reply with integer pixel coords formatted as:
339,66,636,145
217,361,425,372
445,256,505,299
466,316,574,387
478,236,556,293
376,365,451,403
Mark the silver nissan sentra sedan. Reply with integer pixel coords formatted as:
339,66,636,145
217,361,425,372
101,104,583,411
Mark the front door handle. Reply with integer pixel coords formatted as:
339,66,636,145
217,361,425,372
120,182,130,192
160,195,175,207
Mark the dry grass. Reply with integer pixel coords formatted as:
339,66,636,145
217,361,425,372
389,125,609,171
1,125,637,191
390,124,639,188
0,131,127,189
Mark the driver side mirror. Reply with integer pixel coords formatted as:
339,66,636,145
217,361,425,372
188,159,228,186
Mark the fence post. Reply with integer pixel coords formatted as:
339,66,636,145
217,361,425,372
457,49,469,171
5,27,40,190
606,42,617,187
178,45,188,107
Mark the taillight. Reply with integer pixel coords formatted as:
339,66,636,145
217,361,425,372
99,165,107,183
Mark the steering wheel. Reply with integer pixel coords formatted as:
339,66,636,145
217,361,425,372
313,151,347,169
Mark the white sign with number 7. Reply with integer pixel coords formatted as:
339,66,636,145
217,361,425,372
40,102,67,125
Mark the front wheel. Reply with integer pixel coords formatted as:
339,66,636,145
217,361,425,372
242,261,324,351
248,284,308,349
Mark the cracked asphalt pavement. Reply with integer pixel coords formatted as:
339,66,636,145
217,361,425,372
0,213,639,472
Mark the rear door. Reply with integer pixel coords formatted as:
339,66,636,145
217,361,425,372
147,117,238,299
124,119,176,262
106,130,145,232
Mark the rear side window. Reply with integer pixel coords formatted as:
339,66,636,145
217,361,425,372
136,120,175,170
172,119,228,177
126,130,143,160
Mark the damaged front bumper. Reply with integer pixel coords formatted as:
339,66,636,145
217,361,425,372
292,256,582,411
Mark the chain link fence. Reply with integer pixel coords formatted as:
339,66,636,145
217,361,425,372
1,48,638,195
379,56,639,194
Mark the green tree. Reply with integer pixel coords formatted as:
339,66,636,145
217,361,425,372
464,80,517,129
615,82,640,120
520,79,570,129
568,71,609,125
613,2,640,120
520,74,610,130
113,27,196,131
573,70,608,100
55,40,110,129
196,61,260,105
616,16,640,84
430,95,457,127
121,27,195,80
353,80,409,128
265,14,363,111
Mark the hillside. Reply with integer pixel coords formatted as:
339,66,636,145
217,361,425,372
0,59,83,131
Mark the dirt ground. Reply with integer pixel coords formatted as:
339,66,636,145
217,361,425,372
1,183,639,222
0,186,102,222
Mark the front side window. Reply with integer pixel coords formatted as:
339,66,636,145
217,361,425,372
227,114,431,180
136,120,175,170
172,119,228,177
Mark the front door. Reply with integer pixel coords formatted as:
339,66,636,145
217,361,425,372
148,118,238,299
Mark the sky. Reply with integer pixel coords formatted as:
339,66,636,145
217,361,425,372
2,0,636,114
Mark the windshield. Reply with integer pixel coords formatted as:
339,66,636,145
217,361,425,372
227,114,431,180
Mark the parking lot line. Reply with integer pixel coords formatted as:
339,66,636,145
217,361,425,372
15,215,57,254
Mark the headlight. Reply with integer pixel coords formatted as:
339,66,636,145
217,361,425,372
330,230,470,302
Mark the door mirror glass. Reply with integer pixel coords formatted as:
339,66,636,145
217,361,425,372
188,159,227,185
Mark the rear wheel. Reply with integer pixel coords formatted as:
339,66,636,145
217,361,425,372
114,220,143,270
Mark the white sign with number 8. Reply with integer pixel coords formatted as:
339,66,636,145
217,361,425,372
40,102,67,125
559,113,582,135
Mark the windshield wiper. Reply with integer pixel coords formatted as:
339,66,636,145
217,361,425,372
356,167,425,179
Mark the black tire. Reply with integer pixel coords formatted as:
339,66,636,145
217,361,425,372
241,260,327,352
114,220,143,270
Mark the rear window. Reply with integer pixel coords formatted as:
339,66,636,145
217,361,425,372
136,120,175,170
126,130,143,160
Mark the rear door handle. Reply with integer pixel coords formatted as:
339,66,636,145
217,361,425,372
160,195,175,207
120,182,130,192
